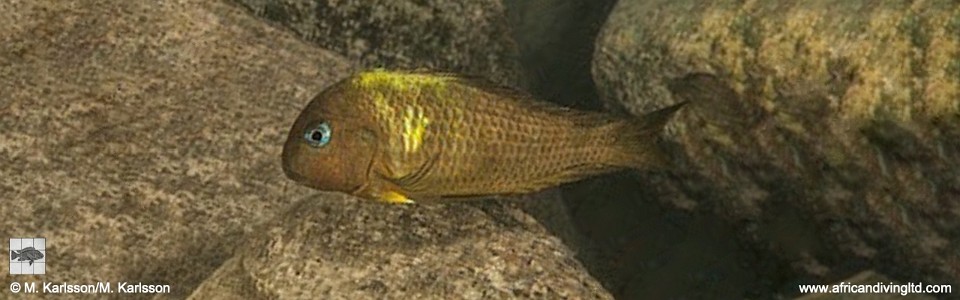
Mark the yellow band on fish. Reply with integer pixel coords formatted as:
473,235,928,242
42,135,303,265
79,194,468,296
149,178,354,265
355,69,450,91
402,106,430,153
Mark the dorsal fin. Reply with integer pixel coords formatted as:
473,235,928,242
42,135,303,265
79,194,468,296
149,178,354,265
454,76,617,127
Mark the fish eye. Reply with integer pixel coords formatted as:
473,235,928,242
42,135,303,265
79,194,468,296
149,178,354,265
303,121,332,147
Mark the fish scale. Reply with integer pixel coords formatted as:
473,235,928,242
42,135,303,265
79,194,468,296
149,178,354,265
426,92,602,195
281,69,685,203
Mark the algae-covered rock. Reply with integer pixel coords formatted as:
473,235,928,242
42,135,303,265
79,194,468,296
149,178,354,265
189,193,612,300
232,0,524,85
595,1,959,120
593,0,960,290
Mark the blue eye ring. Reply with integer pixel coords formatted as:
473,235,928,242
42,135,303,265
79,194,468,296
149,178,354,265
303,121,332,147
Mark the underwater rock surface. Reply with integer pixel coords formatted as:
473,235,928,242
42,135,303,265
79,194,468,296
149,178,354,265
1,0,348,297
0,0,605,298
232,0,524,86
5,0,958,298
594,0,960,289
189,193,611,299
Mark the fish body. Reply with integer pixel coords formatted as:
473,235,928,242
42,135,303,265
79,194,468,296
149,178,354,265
282,69,684,203
11,247,43,265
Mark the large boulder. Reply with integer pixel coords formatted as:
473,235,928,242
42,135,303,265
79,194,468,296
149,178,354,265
0,0,348,297
1,0,609,298
232,0,524,85
593,0,960,292
189,193,611,299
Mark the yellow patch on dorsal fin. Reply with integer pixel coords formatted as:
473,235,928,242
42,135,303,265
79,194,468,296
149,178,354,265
354,69,451,92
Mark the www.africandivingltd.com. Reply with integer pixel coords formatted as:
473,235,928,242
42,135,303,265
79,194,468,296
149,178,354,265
799,281,952,296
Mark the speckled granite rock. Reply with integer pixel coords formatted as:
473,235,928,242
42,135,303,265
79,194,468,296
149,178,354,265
0,0,345,298
232,0,524,86
1,0,609,299
592,0,960,291
189,193,612,299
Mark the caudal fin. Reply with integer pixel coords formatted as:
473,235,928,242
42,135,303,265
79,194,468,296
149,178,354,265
11,250,18,261
608,102,686,170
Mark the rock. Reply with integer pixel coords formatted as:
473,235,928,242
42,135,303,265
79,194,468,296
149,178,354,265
1,1,608,299
0,0,350,297
188,193,612,299
232,0,524,85
593,0,960,291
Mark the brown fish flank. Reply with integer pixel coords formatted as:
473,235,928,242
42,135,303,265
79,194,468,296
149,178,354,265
282,70,684,204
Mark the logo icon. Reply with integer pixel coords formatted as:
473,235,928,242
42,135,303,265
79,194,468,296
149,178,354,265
10,238,45,275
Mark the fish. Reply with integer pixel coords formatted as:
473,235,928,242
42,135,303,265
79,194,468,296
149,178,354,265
281,69,685,204
11,247,44,265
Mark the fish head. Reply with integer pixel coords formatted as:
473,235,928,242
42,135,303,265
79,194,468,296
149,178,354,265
282,81,379,194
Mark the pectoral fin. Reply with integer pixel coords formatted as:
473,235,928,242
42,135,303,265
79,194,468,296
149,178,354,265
388,151,440,194
352,179,416,205
380,190,416,204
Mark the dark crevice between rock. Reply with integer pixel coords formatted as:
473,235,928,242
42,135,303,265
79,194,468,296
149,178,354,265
503,0,613,112
499,2,834,294
501,1,747,298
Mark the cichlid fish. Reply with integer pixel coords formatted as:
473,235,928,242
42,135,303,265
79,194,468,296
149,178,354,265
282,69,685,204
11,247,43,265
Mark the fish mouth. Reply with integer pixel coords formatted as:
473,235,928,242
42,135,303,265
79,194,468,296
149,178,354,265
280,149,309,185
282,165,308,184
281,160,316,189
